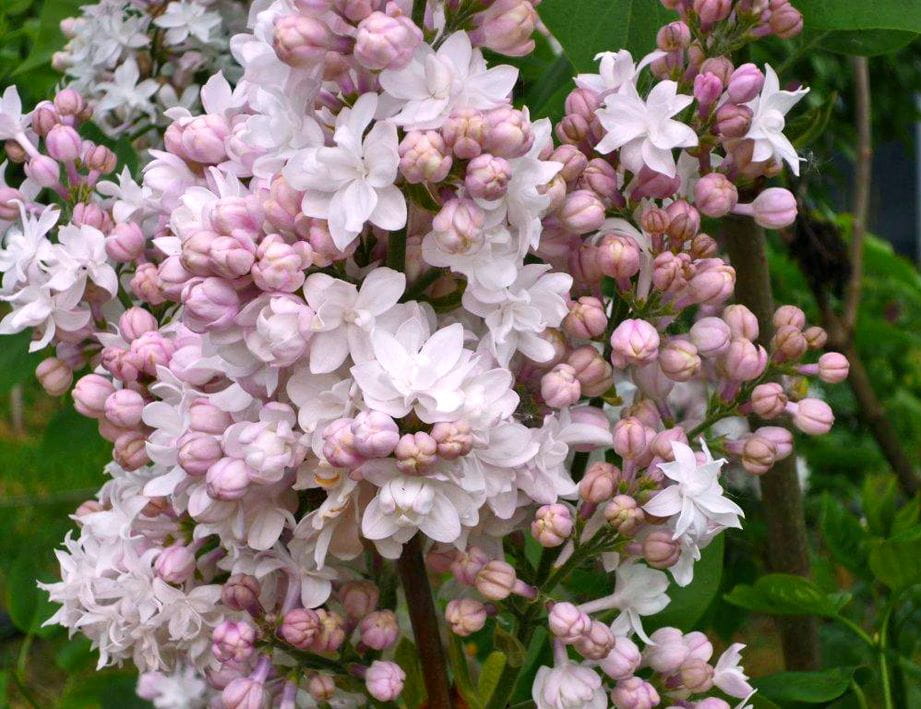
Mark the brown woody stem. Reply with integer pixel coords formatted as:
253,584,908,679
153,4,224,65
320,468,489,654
723,216,820,670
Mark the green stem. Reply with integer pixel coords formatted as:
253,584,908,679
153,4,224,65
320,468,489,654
835,614,876,649
879,604,895,709
851,679,870,709
411,0,426,27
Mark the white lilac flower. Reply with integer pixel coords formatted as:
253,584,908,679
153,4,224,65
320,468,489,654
303,267,405,373
595,80,698,178
43,222,118,296
95,57,160,129
154,1,222,45
532,661,607,709
0,202,58,293
462,264,572,366
575,49,664,98
0,85,29,141
0,283,90,351
643,440,744,541
578,562,670,643
744,64,809,175
379,31,517,130
713,643,756,698
283,92,405,250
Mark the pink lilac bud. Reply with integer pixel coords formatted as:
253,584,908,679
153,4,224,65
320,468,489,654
129,331,175,376
659,338,702,381
604,494,645,536
106,222,145,263
252,235,310,292
222,675,267,709
694,72,724,111
119,307,158,342
432,198,485,253
359,610,399,650
274,15,347,67
188,399,232,434
451,546,490,585
476,560,535,601
531,504,573,547
550,144,589,184
814,352,849,383
564,296,608,339
650,428,688,462
350,410,400,458
314,610,346,652
610,319,660,368
45,124,82,162
575,621,615,661
394,431,438,474
36,358,72,396
222,574,263,615
728,63,765,103
723,304,759,341
597,233,641,280
206,458,252,500
579,462,620,503
155,544,197,584
773,304,806,330
721,338,767,381
600,636,641,681
280,608,321,649
31,102,60,137
694,0,732,22
541,364,582,409
54,89,85,117
470,0,538,57
631,166,681,200
444,598,487,637
772,324,808,361
750,382,787,418
426,420,470,460
322,417,364,469
212,620,256,663
694,172,738,218
484,106,533,159
338,579,379,620
182,278,240,332
443,109,489,160
789,398,834,435
748,187,798,228
178,433,222,475
612,417,652,461
465,153,511,200
366,660,405,702
26,155,60,188
681,657,715,692
611,676,660,709
209,234,256,279
84,144,117,173
657,20,691,50
548,602,591,643
581,158,620,206
113,430,149,470
644,628,688,673
71,202,111,232
354,10,422,71
399,131,452,184
643,530,681,569
756,426,793,459
803,325,827,349
770,2,803,37
633,360,675,401
558,190,605,234
715,102,753,138
0,187,24,220
700,56,734,85
73,374,115,418
180,115,229,165
567,346,614,397
306,673,335,702
741,434,777,475
104,388,145,428
665,200,701,242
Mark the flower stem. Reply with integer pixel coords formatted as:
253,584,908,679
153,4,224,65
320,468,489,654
397,534,454,708
411,0,426,28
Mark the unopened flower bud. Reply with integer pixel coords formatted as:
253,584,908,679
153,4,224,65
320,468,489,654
694,172,738,217
274,15,345,67
36,358,72,396
178,433,223,475
280,608,320,649
465,153,510,200
564,296,607,340
73,374,115,418
451,546,489,585
559,189,605,234
597,232,641,280
351,410,400,458
206,457,251,500
803,325,827,349
665,200,701,242
443,109,489,160
531,504,573,547
643,530,681,569
773,304,806,330
610,319,660,368
694,72,724,110
715,103,753,138
113,430,149,470
155,544,197,584
611,676,660,709
600,636,641,681
721,338,766,381
541,364,582,409
470,0,539,57
106,222,145,263
104,388,145,428
723,304,759,341
659,338,701,382
657,21,691,50
567,346,614,397
755,426,793,459
750,382,787,418
604,494,645,536
750,187,797,229
322,417,364,469
681,658,715,693
770,2,803,38
399,130,452,184
432,198,485,254
445,598,487,637
741,434,777,475
484,106,533,159
728,63,765,103
46,124,82,162
772,324,808,362
212,620,256,663
83,144,117,173
789,398,834,435
354,10,421,71
394,431,438,474
579,462,620,503
26,155,60,188
365,660,405,702
182,278,240,332
694,0,731,22
575,620,615,661
359,610,399,650
222,574,262,615
613,417,652,461
815,352,849,383
548,602,591,643
476,560,535,601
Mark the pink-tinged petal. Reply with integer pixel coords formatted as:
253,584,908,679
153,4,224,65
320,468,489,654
641,141,677,178
361,498,399,540
356,267,405,314
248,508,286,550
309,330,350,374
418,491,462,543
369,185,407,232
643,485,682,518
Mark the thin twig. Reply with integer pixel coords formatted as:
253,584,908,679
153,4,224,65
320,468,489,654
843,56,872,333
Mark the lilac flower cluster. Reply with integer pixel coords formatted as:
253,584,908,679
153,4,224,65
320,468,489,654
0,0,845,706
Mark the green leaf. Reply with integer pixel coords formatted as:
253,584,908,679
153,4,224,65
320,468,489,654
724,573,850,617
862,473,898,537
509,627,552,705
819,494,870,577
12,0,82,77
394,638,426,709
891,497,920,536
0,332,43,395
868,533,921,591
58,670,150,709
752,666,863,704
5,553,58,637
787,92,837,149
55,635,96,673
538,0,672,72
477,651,508,707
796,0,921,34
494,626,526,668
647,534,724,632
819,29,919,56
